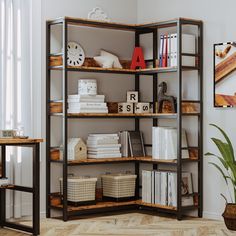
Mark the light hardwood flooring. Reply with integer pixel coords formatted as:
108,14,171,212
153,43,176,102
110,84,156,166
0,212,234,236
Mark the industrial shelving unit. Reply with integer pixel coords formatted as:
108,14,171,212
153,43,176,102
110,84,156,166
46,16,203,221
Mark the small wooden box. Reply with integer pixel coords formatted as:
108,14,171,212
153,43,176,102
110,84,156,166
50,102,63,113
107,102,118,113
50,149,60,161
182,102,199,113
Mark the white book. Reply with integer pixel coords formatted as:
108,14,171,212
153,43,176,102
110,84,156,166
88,148,120,152
154,171,161,204
167,34,171,67
88,151,121,155
160,172,168,206
88,153,122,158
146,171,152,204
119,131,129,157
170,33,177,67
89,133,118,137
87,140,118,145
159,35,164,67
68,103,107,108
170,172,177,207
68,94,105,99
68,99,105,103
151,171,155,204
68,107,108,110
68,109,108,113
168,172,176,207
87,144,121,148
87,136,119,141
142,171,146,202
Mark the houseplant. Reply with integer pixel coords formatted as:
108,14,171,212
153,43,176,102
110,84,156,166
206,124,236,230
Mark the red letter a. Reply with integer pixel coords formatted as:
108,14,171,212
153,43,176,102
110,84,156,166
130,47,146,69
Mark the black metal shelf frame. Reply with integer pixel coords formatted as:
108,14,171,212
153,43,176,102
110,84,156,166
46,17,203,221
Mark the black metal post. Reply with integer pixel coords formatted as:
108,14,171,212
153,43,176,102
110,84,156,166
62,18,68,222
135,31,140,131
0,146,6,227
33,143,40,235
46,21,51,218
153,28,158,173
177,19,183,221
134,30,140,199
198,21,203,218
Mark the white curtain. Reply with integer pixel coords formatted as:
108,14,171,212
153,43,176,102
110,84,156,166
0,0,32,218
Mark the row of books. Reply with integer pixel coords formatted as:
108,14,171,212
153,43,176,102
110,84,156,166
159,33,196,68
87,133,121,158
142,170,194,207
119,131,145,157
67,94,108,113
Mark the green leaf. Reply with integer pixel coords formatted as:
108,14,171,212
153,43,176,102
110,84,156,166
209,162,230,184
205,152,229,170
210,124,235,163
211,138,236,170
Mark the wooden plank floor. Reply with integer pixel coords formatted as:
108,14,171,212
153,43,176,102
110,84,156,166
0,212,234,236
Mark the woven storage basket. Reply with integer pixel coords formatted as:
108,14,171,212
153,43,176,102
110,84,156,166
101,174,137,199
59,177,97,203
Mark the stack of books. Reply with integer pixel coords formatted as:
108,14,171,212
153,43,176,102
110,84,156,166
142,170,194,207
87,133,121,158
67,94,108,113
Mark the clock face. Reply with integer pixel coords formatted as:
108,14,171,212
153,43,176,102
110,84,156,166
67,42,85,66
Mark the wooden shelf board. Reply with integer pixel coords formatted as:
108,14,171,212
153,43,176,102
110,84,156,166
137,200,177,211
50,199,181,212
47,17,202,31
50,156,199,165
67,113,177,118
49,65,199,74
0,138,43,144
0,185,14,189
53,200,138,212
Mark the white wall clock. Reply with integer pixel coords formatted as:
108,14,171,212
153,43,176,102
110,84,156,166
67,42,85,66
88,7,111,22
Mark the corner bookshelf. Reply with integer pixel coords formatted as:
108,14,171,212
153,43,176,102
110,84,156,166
46,17,203,221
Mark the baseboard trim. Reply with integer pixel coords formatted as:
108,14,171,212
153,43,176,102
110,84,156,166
203,211,222,220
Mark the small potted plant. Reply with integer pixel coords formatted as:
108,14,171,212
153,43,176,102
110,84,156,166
206,124,236,230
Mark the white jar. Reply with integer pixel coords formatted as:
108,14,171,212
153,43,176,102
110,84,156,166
78,79,97,95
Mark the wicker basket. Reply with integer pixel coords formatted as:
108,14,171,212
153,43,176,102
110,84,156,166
59,177,97,203
222,203,236,231
101,174,137,199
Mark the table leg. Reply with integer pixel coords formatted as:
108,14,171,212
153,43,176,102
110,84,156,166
32,143,40,235
0,145,6,227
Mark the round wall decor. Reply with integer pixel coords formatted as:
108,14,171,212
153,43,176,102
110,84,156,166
67,42,85,66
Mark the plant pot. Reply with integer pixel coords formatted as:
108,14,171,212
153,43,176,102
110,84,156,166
222,203,236,231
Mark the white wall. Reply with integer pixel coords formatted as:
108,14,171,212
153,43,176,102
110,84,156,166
137,0,236,219
38,0,138,215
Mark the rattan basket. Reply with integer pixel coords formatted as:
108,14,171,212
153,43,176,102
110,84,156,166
59,177,97,203
101,174,137,199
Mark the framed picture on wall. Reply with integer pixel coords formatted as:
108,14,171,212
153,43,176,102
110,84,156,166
214,42,236,107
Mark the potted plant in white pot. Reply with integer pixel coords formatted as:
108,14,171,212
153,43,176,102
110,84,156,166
206,124,236,230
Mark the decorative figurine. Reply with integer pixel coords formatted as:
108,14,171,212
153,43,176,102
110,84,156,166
157,82,176,113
